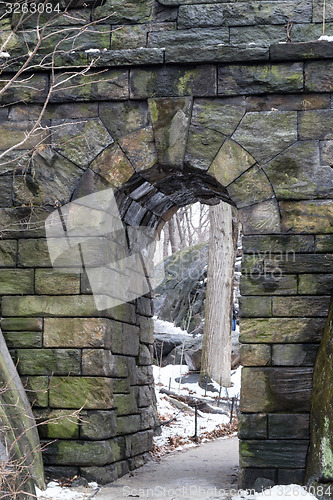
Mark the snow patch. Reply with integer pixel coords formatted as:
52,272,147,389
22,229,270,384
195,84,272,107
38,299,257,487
36,481,99,499
85,48,101,53
319,35,333,41
0,52,10,58
153,317,191,336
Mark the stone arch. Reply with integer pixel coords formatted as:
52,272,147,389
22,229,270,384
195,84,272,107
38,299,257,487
1,87,333,489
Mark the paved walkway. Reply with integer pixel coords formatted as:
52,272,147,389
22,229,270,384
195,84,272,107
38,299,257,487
94,437,239,499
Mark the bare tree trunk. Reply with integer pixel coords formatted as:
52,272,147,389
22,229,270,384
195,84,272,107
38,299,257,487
200,202,237,387
176,212,186,248
163,223,170,259
168,218,177,254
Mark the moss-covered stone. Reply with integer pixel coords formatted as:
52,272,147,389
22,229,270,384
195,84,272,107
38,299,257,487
44,318,113,348
49,377,113,409
241,367,313,412
1,317,42,331
273,296,330,317
80,410,117,440
82,349,116,377
239,440,309,468
17,348,81,376
305,61,333,92
184,124,225,171
116,415,141,435
52,118,113,167
238,200,281,235
148,97,192,168
232,111,297,163
23,376,49,407
43,439,113,466
240,274,297,296
0,207,50,238
209,139,256,187
18,239,51,267
240,344,271,367
93,0,154,23
118,126,157,172
227,166,274,208
90,144,135,187
0,74,48,105
316,235,333,252
3,331,42,348
240,318,325,344
35,269,80,295
0,121,47,150
306,294,333,482
114,391,138,416
0,269,33,294
130,65,216,99
35,409,79,439
299,110,333,140
240,296,272,318
264,140,332,200
280,201,333,234
242,235,315,254
298,274,333,295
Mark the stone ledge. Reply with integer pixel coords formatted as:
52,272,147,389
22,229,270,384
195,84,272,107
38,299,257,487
165,44,269,63
270,41,333,62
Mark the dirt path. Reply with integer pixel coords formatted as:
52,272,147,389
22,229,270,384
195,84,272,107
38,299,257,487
94,436,239,499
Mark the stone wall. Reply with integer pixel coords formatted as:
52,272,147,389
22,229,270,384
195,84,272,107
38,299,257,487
0,0,332,488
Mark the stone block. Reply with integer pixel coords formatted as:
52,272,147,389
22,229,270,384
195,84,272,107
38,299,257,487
88,48,164,67
80,464,118,485
240,367,313,412
0,240,17,267
18,239,51,267
149,27,228,50
134,386,153,408
35,409,79,439
277,469,305,485
136,366,154,385
280,201,333,234
192,99,245,136
80,410,117,440
90,144,135,188
242,235,315,254
320,140,333,167
299,110,333,140
272,344,319,367
268,414,309,440
148,97,192,169
238,413,268,439
35,269,80,295
238,467,277,490
298,274,333,295
239,318,325,344
240,344,271,367
315,235,333,252
43,439,113,466
99,100,149,141
138,344,152,366
3,331,42,348
232,111,297,164
82,349,116,377
0,74,48,105
49,377,113,409
0,269,34,294
178,1,311,28
238,200,281,235
243,254,333,275
114,391,138,416
17,348,81,376
119,126,157,172
209,139,256,187
227,166,274,208
264,140,332,200
116,415,141,435
112,378,130,394
273,296,330,317
166,45,269,65
130,65,217,99
93,0,154,24
2,295,136,323
139,407,156,430
271,41,333,62
305,61,333,92
50,70,129,102
245,94,331,112
184,124,225,171
0,120,47,150
22,376,49,408
44,318,112,348
111,24,149,50
127,430,154,456
44,103,99,120
136,297,153,317
139,316,154,344
0,175,12,207
1,317,43,331
0,207,50,239
218,63,303,97
239,296,272,318
240,274,297,296
111,324,139,356
239,440,309,468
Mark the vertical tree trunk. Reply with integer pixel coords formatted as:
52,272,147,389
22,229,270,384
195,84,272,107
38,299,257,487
163,223,170,259
168,218,177,254
200,201,237,387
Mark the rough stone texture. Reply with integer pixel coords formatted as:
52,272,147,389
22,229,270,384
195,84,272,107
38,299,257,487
90,144,135,187
18,239,51,267
240,318,325,344
273,296,330,317
17,349,81,376
238,200,281,235
272,344,319,367
232,111,298,164
227,166,274,208
268,414,310,440
35,269,80,295
49,377,113,409
239,440,309,468
240,344,271,367
298,274,333,295
218,63,303,96
280,201,333,234
130,65,217,99
209,139,256,187
80,410,117,440
305,61,333,93
238,414,268,440
0,269,34,295
240,274,297,296
44,318,113,348
299,110,333,140
242,235,315,254
241,367,313,412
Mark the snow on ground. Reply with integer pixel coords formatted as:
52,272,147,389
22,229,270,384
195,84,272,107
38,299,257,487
36,481,99,499
153,317,192,336
153,363,241,453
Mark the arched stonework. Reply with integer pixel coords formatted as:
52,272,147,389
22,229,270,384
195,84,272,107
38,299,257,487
0,0,333,485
